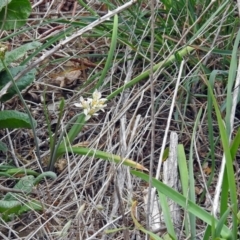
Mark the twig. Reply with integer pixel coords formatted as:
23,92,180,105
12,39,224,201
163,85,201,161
0,184,37,194
6,129,19,167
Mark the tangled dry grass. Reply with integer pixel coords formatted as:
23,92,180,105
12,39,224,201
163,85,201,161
0,0,239,239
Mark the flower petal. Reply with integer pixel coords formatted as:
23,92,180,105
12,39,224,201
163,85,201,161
74,103,82,108
93,90,101,100
85,115,91,121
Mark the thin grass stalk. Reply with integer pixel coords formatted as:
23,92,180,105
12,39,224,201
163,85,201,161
146,0,156,235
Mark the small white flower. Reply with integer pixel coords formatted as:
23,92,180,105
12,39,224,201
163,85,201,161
74,97,91,109
75,90,107,120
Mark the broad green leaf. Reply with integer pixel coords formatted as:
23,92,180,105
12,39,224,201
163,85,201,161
0,0,12,12
13,175,35,192
0,0,31,30
0,199,22,221
4,175,35,201
0,42,42,72
0,110,36,129
0,199,21,212
0,66,36,102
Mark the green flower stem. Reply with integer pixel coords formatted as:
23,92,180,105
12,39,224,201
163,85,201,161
4,168,39,176
107,46,194,101
51,113,86,165
33,171,57,185
0,59,42,168
57,146,148,170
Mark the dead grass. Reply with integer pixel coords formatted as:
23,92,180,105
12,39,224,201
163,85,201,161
0,0,239,239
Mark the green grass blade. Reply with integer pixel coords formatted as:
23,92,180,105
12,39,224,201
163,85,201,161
77,0,98,16
225,29,240,136
107,46,194,100
188,108,202,239
206,79,238,239
56,113,86,157
58,146,148,171
158,191,177,239
230,127,240,160
215,207,231,238
177,144,190,236
95,14,118,90
131,170,232,239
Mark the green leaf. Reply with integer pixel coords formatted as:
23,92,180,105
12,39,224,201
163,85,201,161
0,199,22,221
4,175,35,201
215,207,231,238
0,42,42,72
0,0,31,30
0,0,12,12
18,200,42,214
4,167,39,176
0,110,36,129
0,164,15,171
206,75,238,238
34,171,57,185
0,199,21,211
58,146,148,171
0,66,36,102
131,170,232,239
230,126,240,160
95,14,118,89
0,200,21,215
158,191,177,239
0,140,8,152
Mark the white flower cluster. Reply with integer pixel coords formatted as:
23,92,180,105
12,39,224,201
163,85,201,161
74,90,107,120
